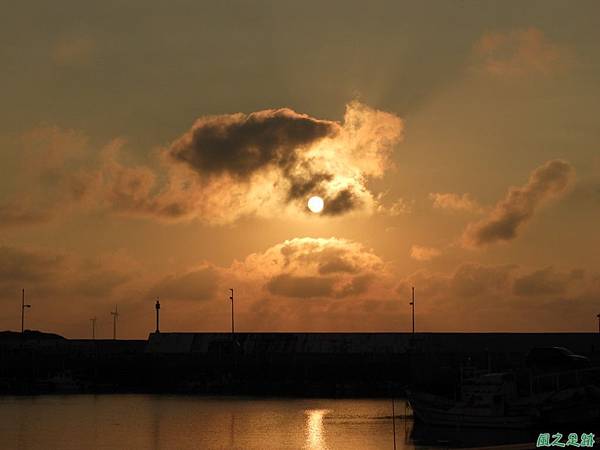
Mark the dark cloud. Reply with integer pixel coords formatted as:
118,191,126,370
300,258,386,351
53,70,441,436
395,262,600,332
256,238,386,300
512,267,580,297
161,103,403,221
397,263,517,304
322,189,360,216
266,273,335,299
463,160,574,247
153,267,220,301
318,256,360,275
287,172,333,200
0,246,65,285
4,105,402,227
169,108,338,180
73,270,132,298
334,274,374,298
451,263,515,298
279,240,375,275
0,245,138,310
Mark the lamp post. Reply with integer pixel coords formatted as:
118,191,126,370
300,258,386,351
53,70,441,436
90,317,97,340
229,289,234,336
111,305,119,340
409,287,415,335
21,288,31,333
155,298,161,333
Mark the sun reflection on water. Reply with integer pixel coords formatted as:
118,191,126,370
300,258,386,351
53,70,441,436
304,409,331,450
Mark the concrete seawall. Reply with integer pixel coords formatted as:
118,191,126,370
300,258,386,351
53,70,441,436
1,331,599,396
146,332,600,355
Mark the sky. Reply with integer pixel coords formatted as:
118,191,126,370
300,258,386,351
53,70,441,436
1,1,599,338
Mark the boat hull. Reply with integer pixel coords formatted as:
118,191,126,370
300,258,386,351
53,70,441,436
408,392,536,429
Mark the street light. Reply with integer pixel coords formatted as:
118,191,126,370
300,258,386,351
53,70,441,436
229,288,234,336
409,287,415,334
90,317,97,340
21,288,31,333
155,298,161,333
111,305,119,340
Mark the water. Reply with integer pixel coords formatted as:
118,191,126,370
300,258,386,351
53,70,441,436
0,395,415,450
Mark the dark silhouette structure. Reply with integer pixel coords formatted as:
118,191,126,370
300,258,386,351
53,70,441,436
409,287,415,335
155,299,160,333
90,317,96,340
21,289,31,334
1,331,599,397
111,306,119,340
229,289,234,336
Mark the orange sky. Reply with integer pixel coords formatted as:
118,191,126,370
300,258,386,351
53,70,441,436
1,1,599,338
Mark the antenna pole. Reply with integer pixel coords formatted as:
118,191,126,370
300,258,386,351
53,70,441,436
229,289,234,336
21,288,31,334
111,305,118,340
21,289,24,333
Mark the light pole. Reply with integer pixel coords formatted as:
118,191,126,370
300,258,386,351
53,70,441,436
155,298,161,333
90,317,97,340
21,288,31,333
229,288,235,337
111,305,119,340
597,314,600,334
409,286,415,335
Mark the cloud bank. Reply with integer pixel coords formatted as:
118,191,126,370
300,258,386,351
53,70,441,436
4,102,403,226
2,239,599,336
237,237,388,299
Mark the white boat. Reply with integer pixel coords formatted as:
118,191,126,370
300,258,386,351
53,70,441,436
407,369,600,429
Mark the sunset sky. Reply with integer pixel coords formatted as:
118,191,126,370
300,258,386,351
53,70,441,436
1,1,599,338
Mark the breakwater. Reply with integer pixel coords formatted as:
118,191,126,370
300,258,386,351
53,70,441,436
1,330,598,396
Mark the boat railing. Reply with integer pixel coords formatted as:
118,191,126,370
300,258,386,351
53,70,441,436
529,366,600,394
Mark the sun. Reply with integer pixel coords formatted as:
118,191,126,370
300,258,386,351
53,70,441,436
307,196,324,213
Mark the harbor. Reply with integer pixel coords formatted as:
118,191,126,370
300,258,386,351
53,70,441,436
2,330,599,397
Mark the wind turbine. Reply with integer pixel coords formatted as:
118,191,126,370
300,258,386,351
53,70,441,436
111,305,119,340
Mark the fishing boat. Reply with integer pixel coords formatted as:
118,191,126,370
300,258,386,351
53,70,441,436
407,368,600,429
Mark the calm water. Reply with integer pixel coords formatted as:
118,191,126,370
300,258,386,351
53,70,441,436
0,395,417,450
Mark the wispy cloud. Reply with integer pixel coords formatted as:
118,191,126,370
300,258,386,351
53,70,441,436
410,245,441,262
462,159,574,248
474,27,568,77
429,192,480,213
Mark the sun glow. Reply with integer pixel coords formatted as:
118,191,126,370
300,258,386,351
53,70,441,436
307,196,324,213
